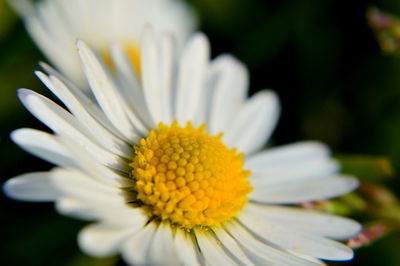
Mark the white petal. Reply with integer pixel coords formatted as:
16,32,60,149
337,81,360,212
78,221,146,257
18,89,124,172
250,176,359,204
175,33,210,124
23,15,83,85
158,32,176,124
224,221,322,265
174,229,201,266
35,71,131,158
238,211,354,261
11,128,75,168
213,228,255,266
194,229,238,266
56,197,148,226
39,62,128,141
57,135,126,187
147,223,179,265
50,168,125,206
141,27,164,124
224,90,280,154
77,40,140,141
249,159,339,187
122,223,157,266
55,197,98,220
207,55,249,135
244,204,361,240
109,42,155,129
3,171,60,202
245,141,331,171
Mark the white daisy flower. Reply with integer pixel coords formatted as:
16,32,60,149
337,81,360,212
10,0,196,87
4,27,361,265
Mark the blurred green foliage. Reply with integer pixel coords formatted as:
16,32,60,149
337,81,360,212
2,0,400,265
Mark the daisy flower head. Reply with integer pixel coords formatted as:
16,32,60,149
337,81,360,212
10,0,197,87
4,26,361,265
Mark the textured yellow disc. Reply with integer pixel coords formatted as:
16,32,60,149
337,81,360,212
130,121,252,229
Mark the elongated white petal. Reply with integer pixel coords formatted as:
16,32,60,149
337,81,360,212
158,32,176,124
57,135,127,187
224,90,280,154
195,229,238,266
249,159,339,187
225,222,322,266
250,175,359,204
175,33,209,124
56,197,147,226
244,204,361,240
147,223,179,265
39,62,128,141
11,128,75,168
109,42,154,129
35,71,131,158
3,171,60,202
174,229,201,266
78,221,145,257
77,40,140,141
245,141,330,170
213,228,254,266
238,211,354,261
207,55,249,135
122,223,157,266
141,27,163,124
50,168,125,206
18,89,124,171
55,198,98,221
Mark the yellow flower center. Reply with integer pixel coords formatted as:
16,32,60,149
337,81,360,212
103,42,141,77
130,121,252,229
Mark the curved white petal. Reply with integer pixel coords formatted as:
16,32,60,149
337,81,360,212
207,55,249,135
3,171,60,202
249,159,339,187
78,220,146,257
77,40,140,141
109,42,154,129
224,90,280,154
244,204,361,240
57,135,126,187
11,128,75,168
147,223,179,265
194,229,238,266
121,222,157,266
39,62,128,141
238,211,354,261
141,26,164,124
56,197,148,226
224,221,322,265
18,89,123,171
50,168,125,206
213,228,254,266
250,175,359,204
35,71,131,158
174,229,201,266
158,32,176,124
175,33,210,124
245,141,331,171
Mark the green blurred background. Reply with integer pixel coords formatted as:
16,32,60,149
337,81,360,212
2,0,400,265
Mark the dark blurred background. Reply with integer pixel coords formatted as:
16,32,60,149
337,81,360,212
2,0,400,265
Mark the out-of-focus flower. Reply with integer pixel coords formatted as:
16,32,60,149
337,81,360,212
367,7,400,54
10,0,197,87
3,27,360,265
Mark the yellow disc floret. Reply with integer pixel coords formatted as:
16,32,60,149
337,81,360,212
130,121,252,229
